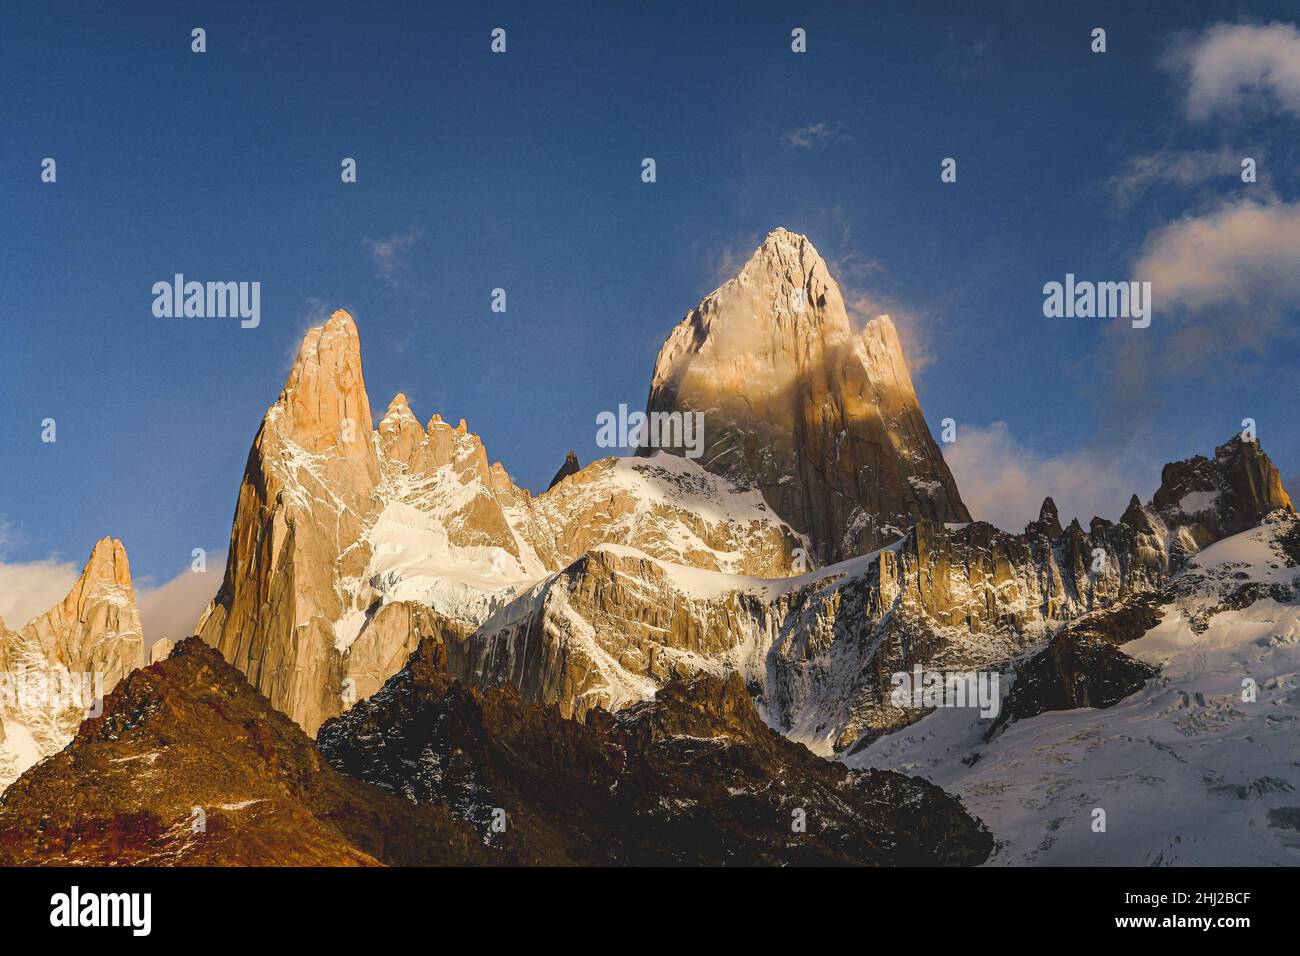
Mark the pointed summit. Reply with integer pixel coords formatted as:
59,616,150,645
81,536,134,593
1,537,145,790
272,309,376,466
378,392,426,460
547,450,581,491
381,392,415,422
1120,494,1155,533
646,229,969,562
1033,497,1064,539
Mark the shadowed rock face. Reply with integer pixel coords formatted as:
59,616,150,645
1150,436,1292,568
986,593,1166,740
987,489,1298,741
319,626,993,866
547,450,581,490
645,228,970,564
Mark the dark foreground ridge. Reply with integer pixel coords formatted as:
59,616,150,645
0,638,488,865
0,634,991,865
319,619,993,865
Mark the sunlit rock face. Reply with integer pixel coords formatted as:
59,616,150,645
198,310,800,735
0,537,144,791
646,228,969,564
465,437,1293,754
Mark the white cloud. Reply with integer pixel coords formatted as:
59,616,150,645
943,422,1152,533
1135,198,1300,311
136,551,227,649
1168,21,1300,121
782,122,850,149
0,558,79,631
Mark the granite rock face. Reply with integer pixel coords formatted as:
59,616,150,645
466,437,1292,752
645,228,969,564
547,450,581,490
0,538,145,792
199,310,801,734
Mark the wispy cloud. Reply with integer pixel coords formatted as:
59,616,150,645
782,122,850,150
844,293,935,374
1093,197,1300,441
1166,21,1300,121
363,227,421,288
937,28,998,80
1105,147,1267,208
0,557,79,630
0,515,16,558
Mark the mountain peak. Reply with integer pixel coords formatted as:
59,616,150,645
380,392,417,428
547,450,581,491
0,536,145,790
82,536,133,591
646,231,969,562
273,308,375,460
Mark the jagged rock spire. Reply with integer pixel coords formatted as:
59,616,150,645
0,537,144,791
1035,497,1064,539
645,228,969,562
547,450,581,491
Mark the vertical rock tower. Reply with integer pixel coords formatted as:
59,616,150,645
646,228,969,562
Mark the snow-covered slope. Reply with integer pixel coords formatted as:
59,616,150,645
848,512,1300,865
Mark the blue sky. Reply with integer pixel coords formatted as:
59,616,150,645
3,1,1299,621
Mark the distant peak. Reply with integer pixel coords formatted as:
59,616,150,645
84,537,132,588
547,449,582,491
763,226,809,244
1031,497,1064,539
381,392,417,423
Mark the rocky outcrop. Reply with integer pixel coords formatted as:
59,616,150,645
196,312,381,736
0,626,991,866
1149,436,1292,569
645,228,969,563
0,638,488,866
199,310,801,734
0,538,144,792
986,593,1166,739
547,450,581,490
318,626,993,866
